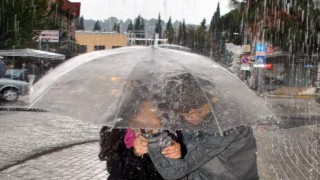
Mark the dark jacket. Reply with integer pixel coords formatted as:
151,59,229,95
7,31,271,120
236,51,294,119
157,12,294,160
147,126,259,180
99,128,164,180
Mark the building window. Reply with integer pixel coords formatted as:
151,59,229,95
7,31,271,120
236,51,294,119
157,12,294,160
94,45,105,51
112,46,122,49
79,45,87,53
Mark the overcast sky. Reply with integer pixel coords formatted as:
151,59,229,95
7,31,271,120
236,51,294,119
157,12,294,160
69,0,231,24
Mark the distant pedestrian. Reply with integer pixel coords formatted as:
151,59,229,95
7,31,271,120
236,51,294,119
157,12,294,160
0,57,6,78
248,75,256,90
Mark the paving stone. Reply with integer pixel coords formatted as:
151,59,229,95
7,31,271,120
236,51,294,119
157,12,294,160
0,142,108,180
0,111,100,170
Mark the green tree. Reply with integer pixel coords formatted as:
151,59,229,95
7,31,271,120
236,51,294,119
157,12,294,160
0,0,50,49
185,25,196,50
155,13,162,38
127,20,133,32
93,20,101,31
76,16,85,30
165,17,174,44
216,9,242,45
176,22,183,45
133,15,145,39
113,22,120,33
194,19,209,55
228,0,320,55
134,15,145,31
181,20,187,46
209,2,224,60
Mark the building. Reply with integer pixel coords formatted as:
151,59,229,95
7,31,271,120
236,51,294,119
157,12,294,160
48,0,81,40
75,31,127,52
127,30,168,46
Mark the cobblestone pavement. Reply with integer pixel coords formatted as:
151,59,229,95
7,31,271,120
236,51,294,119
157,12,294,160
0,124,319,180
263,97,320,119
0,142,107,180
255,124,320,180
0,111,100,171
0,97,319,179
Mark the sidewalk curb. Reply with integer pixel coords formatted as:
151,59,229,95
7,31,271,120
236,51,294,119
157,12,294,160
263,94,317,99
0,139,99,172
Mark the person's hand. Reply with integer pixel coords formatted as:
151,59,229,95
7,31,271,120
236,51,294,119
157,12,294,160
133,136,148,157
161,141,181,159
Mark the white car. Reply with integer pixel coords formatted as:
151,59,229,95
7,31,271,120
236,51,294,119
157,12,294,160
0,78,29,101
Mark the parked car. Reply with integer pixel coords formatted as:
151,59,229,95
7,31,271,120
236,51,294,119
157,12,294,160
265,77,284,91
4,69,29,82
4,68,42,84
0,78,29,101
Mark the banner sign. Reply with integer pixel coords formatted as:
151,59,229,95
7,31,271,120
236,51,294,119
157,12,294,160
39,30,59,42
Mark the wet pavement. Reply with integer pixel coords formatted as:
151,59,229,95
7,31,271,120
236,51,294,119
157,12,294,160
0,111,100,171
0,95,319,179
0,143,107,180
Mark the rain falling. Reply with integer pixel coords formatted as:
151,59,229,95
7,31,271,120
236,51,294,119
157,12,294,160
0,0,319,179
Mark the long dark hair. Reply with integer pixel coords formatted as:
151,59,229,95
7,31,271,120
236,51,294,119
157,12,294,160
99,78,153,161
99,127,125,161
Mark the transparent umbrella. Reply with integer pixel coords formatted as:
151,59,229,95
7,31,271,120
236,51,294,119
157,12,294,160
28,46,275,133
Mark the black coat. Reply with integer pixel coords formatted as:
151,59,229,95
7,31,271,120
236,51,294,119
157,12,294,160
107,149,164,180
100,128,164,180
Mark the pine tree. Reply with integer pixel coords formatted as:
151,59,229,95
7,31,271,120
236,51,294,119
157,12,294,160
113,22,120,33
182,20,187,46
93,20,101,31
194,19,208,55
209,3,222,60
155,13,162,38
127,20,133,32
134,15,141,30
176,22,182,45
76,16,85,30
165,17,174,44
133,15,145,39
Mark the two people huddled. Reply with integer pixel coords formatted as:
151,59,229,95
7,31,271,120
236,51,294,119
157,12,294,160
99,73,259,180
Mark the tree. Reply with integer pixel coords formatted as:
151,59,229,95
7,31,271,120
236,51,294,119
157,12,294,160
76,16,85,30
127,20,133,32
155,13,162,38
176,22,183,45
185,25,196,50
227,0,320,55
113,22,120,33
93,20,101,31
194,19,209,55
165,17,174,44
181,20,187,46
133,15,145,39
134,15,145,31
209,3,223,60
0,0,50,49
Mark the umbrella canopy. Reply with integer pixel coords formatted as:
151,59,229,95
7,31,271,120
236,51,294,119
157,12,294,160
28,46,274,133
0,49,65,60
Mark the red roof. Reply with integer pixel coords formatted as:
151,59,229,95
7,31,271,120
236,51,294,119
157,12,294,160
61,0,81,18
